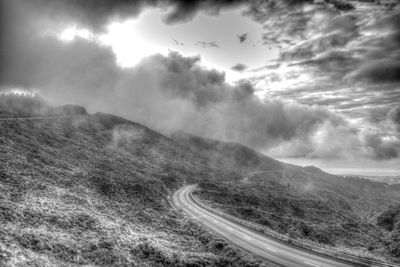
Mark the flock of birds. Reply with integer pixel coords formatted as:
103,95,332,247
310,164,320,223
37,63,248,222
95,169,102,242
172,32,278,50
173,32,249,49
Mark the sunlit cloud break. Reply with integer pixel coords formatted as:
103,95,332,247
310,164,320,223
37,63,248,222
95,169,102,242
1,0,399,175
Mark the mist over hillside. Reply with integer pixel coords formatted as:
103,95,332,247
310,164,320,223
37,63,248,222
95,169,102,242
1,95,400,265
344,175,400,185
0,106,272,266
0,93,87,117
173,131,400,262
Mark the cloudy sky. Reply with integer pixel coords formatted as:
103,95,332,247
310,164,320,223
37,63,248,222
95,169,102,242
1,0,399,175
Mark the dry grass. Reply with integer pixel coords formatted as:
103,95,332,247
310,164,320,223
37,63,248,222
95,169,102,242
195,175,400,263
0,114,272,267
171,132,400,263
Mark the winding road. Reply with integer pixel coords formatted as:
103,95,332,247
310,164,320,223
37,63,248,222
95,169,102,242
172,184,356,267
2,115,391,266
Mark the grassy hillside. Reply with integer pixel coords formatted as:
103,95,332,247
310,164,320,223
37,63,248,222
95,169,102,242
171,131,284,173
2,94,399,265
173,132,400,262
0,113,273,266
377,205,400,258
345,175,400,185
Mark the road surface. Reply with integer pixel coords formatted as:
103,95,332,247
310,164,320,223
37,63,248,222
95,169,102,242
172,184,356,267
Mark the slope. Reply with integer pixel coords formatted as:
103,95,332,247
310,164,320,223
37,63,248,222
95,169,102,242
172,131,400,263
0,112,272,267
377,205,400,258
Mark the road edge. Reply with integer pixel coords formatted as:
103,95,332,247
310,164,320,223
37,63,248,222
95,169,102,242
185,185,398,267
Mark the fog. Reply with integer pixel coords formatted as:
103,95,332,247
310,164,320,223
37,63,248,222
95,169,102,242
1,0,400,167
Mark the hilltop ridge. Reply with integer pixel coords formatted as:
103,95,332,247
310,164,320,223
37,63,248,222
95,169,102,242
0,93,87,117
1,97,400,265
0,110,268,266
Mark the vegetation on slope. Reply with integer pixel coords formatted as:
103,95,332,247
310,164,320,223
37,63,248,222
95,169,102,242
171,131,284,173
2,94,399,265
377,205,400,258
173,132,400,262
0,112,273,267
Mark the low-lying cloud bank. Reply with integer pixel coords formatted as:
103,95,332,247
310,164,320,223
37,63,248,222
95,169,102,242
3,36,400,160
1,0,400,161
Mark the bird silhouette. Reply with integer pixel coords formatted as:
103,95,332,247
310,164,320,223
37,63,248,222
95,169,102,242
195,41,220,48
237,33,248,43
172,39,184,45
207,41,220,48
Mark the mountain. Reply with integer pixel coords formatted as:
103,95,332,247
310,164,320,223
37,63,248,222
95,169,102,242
171,131,285,173
0,111,269,266
2,96,400,265
172,131,399,201
173,131,400,262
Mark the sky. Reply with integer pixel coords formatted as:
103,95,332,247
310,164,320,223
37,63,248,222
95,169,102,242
1,0,399,176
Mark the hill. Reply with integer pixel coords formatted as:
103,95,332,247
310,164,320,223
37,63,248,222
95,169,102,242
345,175,400,185
172,132,400,262
0,93,87,117
171,131,284,173
0,112,271,266
377,205,400,231
377,205,400,258
2,95,400,265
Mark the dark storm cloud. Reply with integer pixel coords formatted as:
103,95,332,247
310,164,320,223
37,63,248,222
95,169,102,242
162,0,248,24
361,105,400,160
231,63,248,72
349,60,400,84
4,0,362,31
0,0,335,151
19,36,396,160
2,0,400,160
345,12,400,84
249,1,400,125
387,105,400,128
233,80,255,100
279,12,360,63
148,52,228,107
0,6,353,158
363,133,400,160
7,0,248,30
250,62,281,72
294,96,352,107
290,50,359,81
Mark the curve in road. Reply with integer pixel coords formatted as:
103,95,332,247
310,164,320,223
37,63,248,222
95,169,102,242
172,184,356,267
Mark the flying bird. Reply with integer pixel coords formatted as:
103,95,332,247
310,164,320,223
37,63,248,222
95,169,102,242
237,33,248,43
207,41,220,48
195,41,220,48
172,39,184,45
